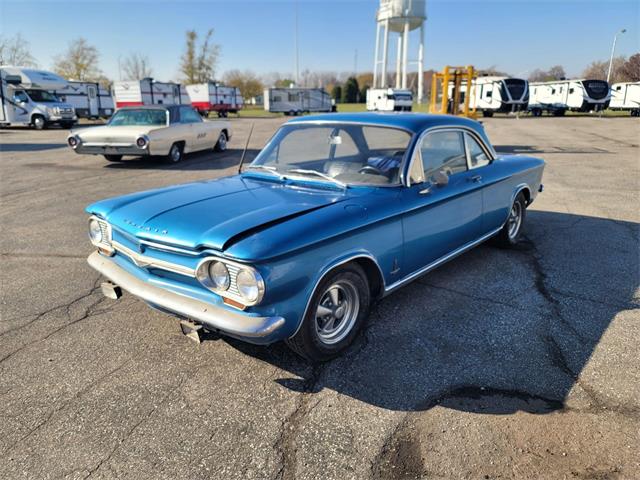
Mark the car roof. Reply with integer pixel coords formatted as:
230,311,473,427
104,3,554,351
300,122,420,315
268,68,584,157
286,112,484,134
117,105,187,112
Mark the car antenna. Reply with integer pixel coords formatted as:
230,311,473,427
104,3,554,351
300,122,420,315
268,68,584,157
238,123,255,174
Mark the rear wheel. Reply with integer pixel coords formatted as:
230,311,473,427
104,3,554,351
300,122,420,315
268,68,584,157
286,263,370,362
493,192,527,248
214,131,228,152
32,115,46,130
482,110,494,118
104,154,123,162
167,143,183,163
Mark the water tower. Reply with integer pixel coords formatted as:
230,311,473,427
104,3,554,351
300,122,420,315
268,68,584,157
373,0,426,100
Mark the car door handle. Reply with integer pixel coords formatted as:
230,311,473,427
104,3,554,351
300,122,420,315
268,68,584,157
469,175,482,183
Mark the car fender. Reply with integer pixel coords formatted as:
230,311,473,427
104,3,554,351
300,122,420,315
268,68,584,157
289,249,384,338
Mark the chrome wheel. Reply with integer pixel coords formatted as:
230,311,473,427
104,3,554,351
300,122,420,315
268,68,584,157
33,116,45,130
315,280,359,345
169,144,182,162
216,132,227,151
507,201,523,239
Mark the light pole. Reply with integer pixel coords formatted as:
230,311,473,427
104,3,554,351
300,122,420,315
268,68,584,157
607,28,626,83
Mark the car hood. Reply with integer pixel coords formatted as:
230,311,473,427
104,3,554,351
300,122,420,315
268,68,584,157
87,175,349,252
73,124,160,140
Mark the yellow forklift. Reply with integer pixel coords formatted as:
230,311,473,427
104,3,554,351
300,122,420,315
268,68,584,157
429,65,477,118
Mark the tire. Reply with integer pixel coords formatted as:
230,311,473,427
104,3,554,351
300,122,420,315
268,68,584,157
32,115,46,130
60,122,75,129
167,143,183,163
553,109,566,117
493,192,527,248
532,108,542,117
104,154,123,162
286,263,371,362
214,131,228,152
482,110,494,118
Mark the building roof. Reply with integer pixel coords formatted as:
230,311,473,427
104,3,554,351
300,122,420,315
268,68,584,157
286,112,483,134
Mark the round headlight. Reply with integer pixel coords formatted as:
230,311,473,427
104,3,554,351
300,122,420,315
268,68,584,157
136,136,148,148
88,219,102,243
236,269,261,303
68,136,78,148
208,261,230,290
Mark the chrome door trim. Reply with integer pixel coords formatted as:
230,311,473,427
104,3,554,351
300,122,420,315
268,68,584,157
383,226,503,294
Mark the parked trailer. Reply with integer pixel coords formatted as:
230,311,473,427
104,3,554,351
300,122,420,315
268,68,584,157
609,82,640,116
112,78,190,109
460,77,529,117
55,81,114,119
528,79,610,116
186,83,243,117
0,66,77,129
264,88,333,115
366,88,413,111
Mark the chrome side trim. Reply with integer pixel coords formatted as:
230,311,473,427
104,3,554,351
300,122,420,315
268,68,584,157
290,253,385,339
88,252,284,338
383,226,503,294
112,240,195,277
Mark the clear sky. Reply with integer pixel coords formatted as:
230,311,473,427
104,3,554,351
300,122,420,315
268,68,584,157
1,0,638,81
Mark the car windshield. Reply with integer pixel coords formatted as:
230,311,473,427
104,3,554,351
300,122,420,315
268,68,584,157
109,109,167,126
25,89,60,102
246,123,412,186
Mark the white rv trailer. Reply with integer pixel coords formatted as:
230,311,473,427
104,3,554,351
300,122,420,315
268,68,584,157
186,83,243,117
112,78,190,109
528,79,610,116
55,81,114,119
609,82,640,116
366,88,413,111
0,66,77,129
459,77,529,117
264,87,333,115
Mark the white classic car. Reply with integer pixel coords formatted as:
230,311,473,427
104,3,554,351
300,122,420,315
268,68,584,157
67,105,231,163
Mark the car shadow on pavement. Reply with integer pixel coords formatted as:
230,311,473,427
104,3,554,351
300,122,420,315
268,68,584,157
102,148,258,172
0,143,68,152
225,210,639,414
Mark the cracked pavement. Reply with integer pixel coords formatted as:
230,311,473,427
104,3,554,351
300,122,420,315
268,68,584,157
1,116,638,479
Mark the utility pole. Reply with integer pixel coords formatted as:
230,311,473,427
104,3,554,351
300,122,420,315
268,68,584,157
294,0,299,86
607,28,626,83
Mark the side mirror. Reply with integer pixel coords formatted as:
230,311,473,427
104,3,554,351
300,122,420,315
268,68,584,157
432,170,449,186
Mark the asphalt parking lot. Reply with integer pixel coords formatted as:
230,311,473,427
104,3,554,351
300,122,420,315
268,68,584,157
1,114,638,480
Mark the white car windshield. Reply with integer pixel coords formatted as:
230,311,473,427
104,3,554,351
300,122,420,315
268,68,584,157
247,123,412,186
109,109,167,126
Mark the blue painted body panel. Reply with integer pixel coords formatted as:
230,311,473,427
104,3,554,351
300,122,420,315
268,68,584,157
86,113,545,344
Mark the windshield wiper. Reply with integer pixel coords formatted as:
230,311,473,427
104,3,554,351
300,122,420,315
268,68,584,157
245,164,285,179
286,168,347,188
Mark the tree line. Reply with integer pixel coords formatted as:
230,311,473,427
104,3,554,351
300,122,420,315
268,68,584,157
1,32,638,102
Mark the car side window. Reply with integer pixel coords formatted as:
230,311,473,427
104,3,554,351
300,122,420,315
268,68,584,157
180,107,202,123
14,91,28,103
420,131,467,178
465,133,491,169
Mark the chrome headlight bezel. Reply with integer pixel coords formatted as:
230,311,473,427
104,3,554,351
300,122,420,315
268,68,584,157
88,215,114,254
196,257,265,307
68,135,81,149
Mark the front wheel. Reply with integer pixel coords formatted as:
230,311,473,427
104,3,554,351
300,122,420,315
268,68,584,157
493,192,527,248
286,264,371,362
32,115,46,130
214,131,228,152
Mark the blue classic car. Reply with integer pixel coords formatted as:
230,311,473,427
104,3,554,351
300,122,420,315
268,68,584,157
86,113,544,361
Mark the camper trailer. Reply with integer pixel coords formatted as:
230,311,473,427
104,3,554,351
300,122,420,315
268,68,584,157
528,79,610,116
609,82,640,116
112,78,190,109
366,88,413,112
0,66,77,129
55,81,114,119
460,77,529,117
264,87,332,115
186,83,243,117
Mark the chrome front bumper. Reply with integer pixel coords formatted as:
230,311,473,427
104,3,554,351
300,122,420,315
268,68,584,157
87,251,285,338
